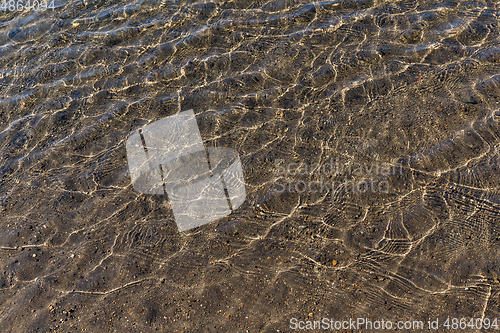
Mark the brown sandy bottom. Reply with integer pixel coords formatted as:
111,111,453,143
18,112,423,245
1,0,500,331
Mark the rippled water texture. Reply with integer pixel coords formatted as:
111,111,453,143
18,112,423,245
2,0,500,331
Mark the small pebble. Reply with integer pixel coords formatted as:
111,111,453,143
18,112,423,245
494,110,500,120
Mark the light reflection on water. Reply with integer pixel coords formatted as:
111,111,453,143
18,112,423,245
1,0,500,331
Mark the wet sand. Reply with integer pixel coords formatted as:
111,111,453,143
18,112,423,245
1,0,500,331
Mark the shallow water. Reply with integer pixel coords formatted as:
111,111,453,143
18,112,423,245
1,0,500,331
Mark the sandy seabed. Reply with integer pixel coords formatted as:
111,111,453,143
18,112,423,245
1,0,500,331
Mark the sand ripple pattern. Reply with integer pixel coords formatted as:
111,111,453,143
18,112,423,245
1,0,500,331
